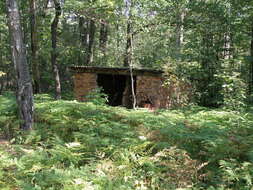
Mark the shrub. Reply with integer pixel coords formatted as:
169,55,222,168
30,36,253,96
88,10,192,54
84,87,108,106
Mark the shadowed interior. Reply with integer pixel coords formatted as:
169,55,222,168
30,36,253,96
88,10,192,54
97,74,127,106
97,74,137,107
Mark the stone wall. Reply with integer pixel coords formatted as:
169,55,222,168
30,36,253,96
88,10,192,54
136,76,164,109
136,76,190,109
73,73,190,109
73,73,97,101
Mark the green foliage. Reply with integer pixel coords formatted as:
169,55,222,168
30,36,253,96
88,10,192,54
1,95,253,189
1,0,253,108
0,93,19,139
218,159,253,189
84,87,109,106
219,71,247,110
163,60,194,107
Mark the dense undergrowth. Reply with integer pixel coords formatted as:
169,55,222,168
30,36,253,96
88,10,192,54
1,94,253,189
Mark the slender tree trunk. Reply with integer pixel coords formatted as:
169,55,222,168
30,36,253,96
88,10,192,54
0,32,2,65
123,0,136,108
99,22,108,54
224,2,234,66
79,16,88,65
86,20,96,65
79,17,96,65
115,21,121,62
30,0,40,93
124,20,132,67
249,21,253,96
0,32,2,72
116,21,120,50
0,32,3,94
51,0,61,99
123,20,136,108
223,33,231,60
175,11,184,60
6,0,34,130
40,0,50,17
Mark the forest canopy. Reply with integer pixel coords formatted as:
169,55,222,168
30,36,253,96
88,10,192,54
0,0,253,109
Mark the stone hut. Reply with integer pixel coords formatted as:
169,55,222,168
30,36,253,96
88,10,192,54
70,66,190,109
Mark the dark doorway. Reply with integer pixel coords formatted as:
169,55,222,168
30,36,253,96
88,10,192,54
97,74,126,106
97,74,136,107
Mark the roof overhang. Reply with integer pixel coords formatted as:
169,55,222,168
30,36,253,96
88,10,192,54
69,66,163,77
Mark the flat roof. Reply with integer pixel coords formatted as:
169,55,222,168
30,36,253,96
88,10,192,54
69,66,163,76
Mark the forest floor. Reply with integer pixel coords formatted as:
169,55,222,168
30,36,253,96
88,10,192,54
0,93,253,190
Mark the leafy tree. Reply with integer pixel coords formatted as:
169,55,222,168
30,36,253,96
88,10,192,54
0,0,252,108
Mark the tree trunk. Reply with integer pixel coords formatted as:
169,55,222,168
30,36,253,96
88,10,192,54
51,0,61,100
250,21,253,96
125,20,136,108
86,20,96,65
79,17,96,65
0,32,2,66
123,20,132,67
99,22,108,54
123,0,136,108
79,16,88,65
223,32,232,60
30,0,41,93
6,0,34,130
116,21,120,50
175,11,185,60
0,32,3,94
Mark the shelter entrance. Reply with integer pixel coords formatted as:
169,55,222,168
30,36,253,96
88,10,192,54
97,74,136,107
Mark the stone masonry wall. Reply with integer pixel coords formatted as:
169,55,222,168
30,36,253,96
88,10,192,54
136,76,190,109
136,76,165,109
73,73,97,101
73,73,190,108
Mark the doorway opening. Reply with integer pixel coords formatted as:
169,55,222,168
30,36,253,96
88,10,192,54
97,74,136,107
